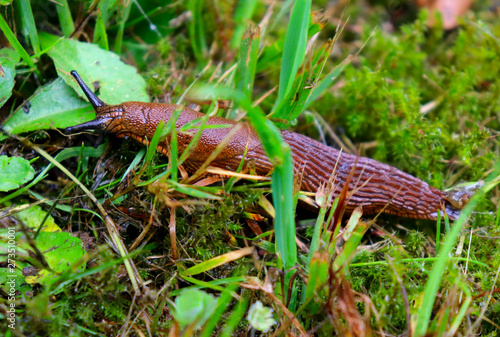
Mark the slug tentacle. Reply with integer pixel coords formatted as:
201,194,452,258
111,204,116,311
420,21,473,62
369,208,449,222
70,71,106,109
65,70,464,221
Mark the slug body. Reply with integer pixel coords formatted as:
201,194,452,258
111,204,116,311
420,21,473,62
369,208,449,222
66,71,461,220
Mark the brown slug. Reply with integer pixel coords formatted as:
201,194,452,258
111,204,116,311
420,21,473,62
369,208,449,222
66,70,462,221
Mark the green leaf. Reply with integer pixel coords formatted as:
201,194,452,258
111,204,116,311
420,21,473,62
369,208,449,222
0,156,35,192
25,232,86,287
39,32,149,105
0,266,31,296
171,288,218,329
13,204,62,233
2,78,95,134
0,48,20,108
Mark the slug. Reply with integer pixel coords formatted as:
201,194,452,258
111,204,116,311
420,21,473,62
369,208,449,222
65,70,462,220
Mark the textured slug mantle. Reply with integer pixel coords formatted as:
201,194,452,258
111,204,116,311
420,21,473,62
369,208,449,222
66,70,461,220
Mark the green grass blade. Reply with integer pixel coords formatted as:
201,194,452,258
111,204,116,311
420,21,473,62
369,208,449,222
200,284,239,337
169,181,222,200
271,71,311,127
181,247,254,277
307,206,328,268
304,56,351,109
0,143,107,204
219,297,249,337
169,277,246,296
235,24,260,100
114,0,133,55
257,12,327,74
332,209,370,274
243,104,296,270
230,0,258,49
273,0,311,109
188,85,297,272
414,166,500,336
120,148,145,182
145,120,165,164
17,0,40,54
435,210,442,253
94,0,111,50
56,0,75,37
0,14,39,77
188,0,208,63
304,250,329,303
271,151,296,270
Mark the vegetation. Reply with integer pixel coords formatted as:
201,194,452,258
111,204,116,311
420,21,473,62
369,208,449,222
0,0,499,336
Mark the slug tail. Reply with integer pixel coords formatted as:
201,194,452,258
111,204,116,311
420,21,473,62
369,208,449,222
70,70,105,109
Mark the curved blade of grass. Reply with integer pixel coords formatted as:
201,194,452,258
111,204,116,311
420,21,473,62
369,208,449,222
189,85,297,272
414,166,500,336
244,103,297,271
0,14,39,77
181,247,254,277
145,120,165,164
168,181,222,200
0,143,107,204
120,148,145,182
170,276,246,296
257,12,327,74
304,56,351,109
273,0,311,109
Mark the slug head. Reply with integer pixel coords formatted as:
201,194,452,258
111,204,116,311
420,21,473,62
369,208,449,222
65,70,124,135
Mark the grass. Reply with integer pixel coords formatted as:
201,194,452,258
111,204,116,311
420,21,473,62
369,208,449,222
1,0,500,336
